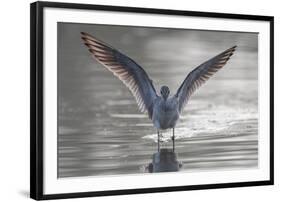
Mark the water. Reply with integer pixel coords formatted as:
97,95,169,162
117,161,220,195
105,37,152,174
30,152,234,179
58,23,258,178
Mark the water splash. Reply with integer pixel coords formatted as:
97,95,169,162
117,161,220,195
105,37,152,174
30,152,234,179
142,104,258,143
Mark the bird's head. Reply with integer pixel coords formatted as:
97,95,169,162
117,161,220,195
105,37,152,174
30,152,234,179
160,86,170,100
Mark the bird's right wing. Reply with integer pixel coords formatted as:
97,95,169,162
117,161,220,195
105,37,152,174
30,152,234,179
81,32,158,118
175,46,237,113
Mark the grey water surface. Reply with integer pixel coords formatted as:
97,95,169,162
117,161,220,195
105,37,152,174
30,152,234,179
58,23,258,178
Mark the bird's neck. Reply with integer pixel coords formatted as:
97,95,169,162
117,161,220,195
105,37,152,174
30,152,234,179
160,98,169,112
161,97,168,105
162,96,168,101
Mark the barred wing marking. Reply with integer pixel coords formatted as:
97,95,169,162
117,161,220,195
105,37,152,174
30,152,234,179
81,32,158,118
175,46,237,113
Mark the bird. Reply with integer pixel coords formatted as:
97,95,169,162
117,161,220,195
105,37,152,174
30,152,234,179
81,31,236,152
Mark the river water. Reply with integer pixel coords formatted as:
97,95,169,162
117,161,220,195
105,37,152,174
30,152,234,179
58,23,258,178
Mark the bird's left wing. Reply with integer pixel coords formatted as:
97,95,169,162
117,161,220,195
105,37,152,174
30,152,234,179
81,32,158,118
175,46,237,113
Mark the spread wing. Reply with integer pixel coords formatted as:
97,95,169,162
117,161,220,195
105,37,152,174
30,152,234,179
81,32,158,118
175,46,237,113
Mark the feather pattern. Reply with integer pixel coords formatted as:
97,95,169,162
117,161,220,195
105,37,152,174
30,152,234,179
175,46,237,113
81,32,158,118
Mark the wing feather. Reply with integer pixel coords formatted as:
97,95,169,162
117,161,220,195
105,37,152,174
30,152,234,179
81,32,158,118
175,46,237,113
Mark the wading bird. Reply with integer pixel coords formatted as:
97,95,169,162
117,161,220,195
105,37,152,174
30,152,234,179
81,32,236,152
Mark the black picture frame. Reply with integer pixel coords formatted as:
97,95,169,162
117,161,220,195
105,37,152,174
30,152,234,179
30,1,274,200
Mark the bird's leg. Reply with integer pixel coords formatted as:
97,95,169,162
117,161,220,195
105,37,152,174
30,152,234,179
157,130,160,152
172,128,175,152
